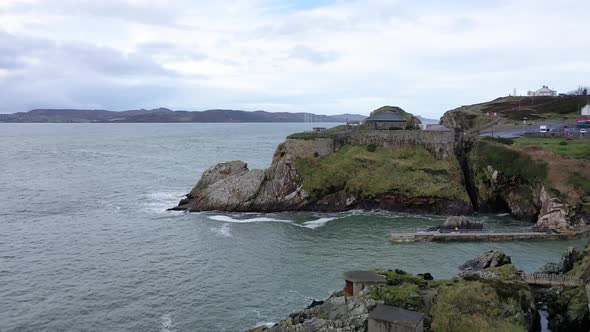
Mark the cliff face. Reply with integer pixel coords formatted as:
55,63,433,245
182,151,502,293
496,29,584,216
467,140,582,230
173,134,472,215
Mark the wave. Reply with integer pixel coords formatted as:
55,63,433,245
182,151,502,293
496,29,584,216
302,217,337,229
160,314,175,332
210,223,232,237
142,191,184,213
208,215,292,224
208,214,341,230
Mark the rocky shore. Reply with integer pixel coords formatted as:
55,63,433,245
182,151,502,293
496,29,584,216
249,247,590,332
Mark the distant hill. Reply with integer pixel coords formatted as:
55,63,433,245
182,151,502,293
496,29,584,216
0,108,368,123
441,95,590,131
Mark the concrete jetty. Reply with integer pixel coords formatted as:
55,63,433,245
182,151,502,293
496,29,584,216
389,226,590,243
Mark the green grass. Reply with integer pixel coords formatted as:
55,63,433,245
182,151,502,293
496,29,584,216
431,266,532,332
431,279,529,332
294,145,470,202
369,283,423,310
286,125,349,140
514,137,590,160
470,141,548,183
569,173,590,195
482,136,514,145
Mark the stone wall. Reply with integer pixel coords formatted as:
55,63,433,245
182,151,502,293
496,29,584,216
280,138,335,161
337,130,455,159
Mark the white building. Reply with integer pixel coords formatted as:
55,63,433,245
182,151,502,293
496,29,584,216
527,85,557,96
582,105,590,116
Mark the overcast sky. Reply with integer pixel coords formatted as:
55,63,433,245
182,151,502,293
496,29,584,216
0,0,588,117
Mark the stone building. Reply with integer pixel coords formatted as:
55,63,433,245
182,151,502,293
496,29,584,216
368,304,424,332
364,111,407,130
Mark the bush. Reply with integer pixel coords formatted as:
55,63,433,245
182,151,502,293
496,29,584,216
482,136,514,145
369,283,423,310
559,141,568,146
470,141,547,183
366,144,377,152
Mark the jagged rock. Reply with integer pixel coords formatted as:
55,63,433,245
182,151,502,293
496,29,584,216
537,263,562,275
560,247,579,273
458,250,511,272
536,186,577,232
442,216,482,229
417,273,434,281
306,300,324,310
251,292,378,332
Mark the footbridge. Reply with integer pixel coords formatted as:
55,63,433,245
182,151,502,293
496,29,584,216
519,272,583,287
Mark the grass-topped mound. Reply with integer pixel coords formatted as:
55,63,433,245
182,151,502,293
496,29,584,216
371,106,422,128
431,264,533,332
295,144,469,202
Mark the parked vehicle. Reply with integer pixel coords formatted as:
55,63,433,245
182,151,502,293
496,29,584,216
581,128,588,134
540,125,548,133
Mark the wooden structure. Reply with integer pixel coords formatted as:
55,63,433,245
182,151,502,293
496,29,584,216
343,271,386,296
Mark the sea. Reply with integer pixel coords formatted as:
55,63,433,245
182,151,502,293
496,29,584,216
1,123,586,331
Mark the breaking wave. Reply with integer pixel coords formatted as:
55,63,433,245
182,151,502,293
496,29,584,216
301,217,337,229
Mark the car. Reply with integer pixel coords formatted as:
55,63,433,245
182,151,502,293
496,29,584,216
581,129,587,134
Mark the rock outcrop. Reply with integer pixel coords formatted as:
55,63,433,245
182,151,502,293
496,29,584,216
536,186,578,232
458,250,511,272
173,136,473,215
249,292,379,332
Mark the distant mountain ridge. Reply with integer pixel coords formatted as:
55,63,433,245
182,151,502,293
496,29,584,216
0,108,371,123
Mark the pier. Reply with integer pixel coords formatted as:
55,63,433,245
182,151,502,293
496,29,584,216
389,226,590,243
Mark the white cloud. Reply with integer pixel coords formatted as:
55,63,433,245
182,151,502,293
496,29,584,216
0,0,588,117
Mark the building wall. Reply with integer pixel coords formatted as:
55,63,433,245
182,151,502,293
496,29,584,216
582,105,590,116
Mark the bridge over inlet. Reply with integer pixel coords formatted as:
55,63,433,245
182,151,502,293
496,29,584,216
519,272,583,287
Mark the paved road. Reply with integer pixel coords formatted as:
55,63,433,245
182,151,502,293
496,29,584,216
481,126,588,138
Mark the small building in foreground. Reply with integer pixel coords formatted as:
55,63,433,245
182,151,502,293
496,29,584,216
343,271,386,296
527,85,557,97
364,111,407,130
312,127,326,133
368,304,424,332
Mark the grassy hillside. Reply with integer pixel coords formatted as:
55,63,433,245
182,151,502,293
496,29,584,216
442,95,590,132
295,144,469,202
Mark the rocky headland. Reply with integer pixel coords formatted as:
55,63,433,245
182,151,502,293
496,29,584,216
173,105,589,232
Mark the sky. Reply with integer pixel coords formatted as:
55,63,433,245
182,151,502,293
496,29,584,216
0,0,589,118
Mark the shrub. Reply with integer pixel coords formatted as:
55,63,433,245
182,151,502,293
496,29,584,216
470,141,547,183
369,283,423,310
559,141,568,145
482,136,514,145
366,144,377,152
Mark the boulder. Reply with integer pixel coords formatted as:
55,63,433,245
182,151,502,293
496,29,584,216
459,250,512,272
442,216,482,229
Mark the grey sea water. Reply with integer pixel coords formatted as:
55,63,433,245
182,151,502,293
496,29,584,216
0,123,586,331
